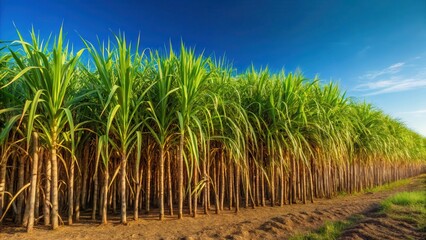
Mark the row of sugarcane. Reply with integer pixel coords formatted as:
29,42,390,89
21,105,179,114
0,28,425,232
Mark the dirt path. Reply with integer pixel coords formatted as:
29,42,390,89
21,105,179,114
339,176,425,240
1,174,424,240
339,212,424,240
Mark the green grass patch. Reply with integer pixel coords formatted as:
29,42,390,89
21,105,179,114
337,178,412,197
380,191,426,231
381,191,426,210
363,178,411,193
289,215,362,240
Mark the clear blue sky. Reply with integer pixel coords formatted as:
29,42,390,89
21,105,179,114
1,0,426,136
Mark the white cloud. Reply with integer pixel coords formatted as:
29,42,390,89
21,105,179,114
388,62,405,70
358,77,426,95
360,62,405,80
356,59,426,95
357,79,396,90
357,45,371,57
398,109,426,114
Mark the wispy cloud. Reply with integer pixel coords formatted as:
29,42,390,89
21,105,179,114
398,109,426,115
360,62,405,80
357,45,371,57
357,78,426,95
356,59,426,95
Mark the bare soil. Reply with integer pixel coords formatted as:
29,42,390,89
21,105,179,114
339,176,426,240
1,174,424,240
339,212,424,240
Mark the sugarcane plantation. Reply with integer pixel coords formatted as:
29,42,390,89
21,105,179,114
0,28,425,233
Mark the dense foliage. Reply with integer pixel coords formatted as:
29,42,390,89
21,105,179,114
0,28,425,230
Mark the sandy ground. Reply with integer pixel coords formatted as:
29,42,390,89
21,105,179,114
1,174,424,240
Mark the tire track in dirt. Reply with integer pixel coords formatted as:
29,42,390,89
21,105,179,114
187,205,371,240
339,202,425,239
339,215,424,240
